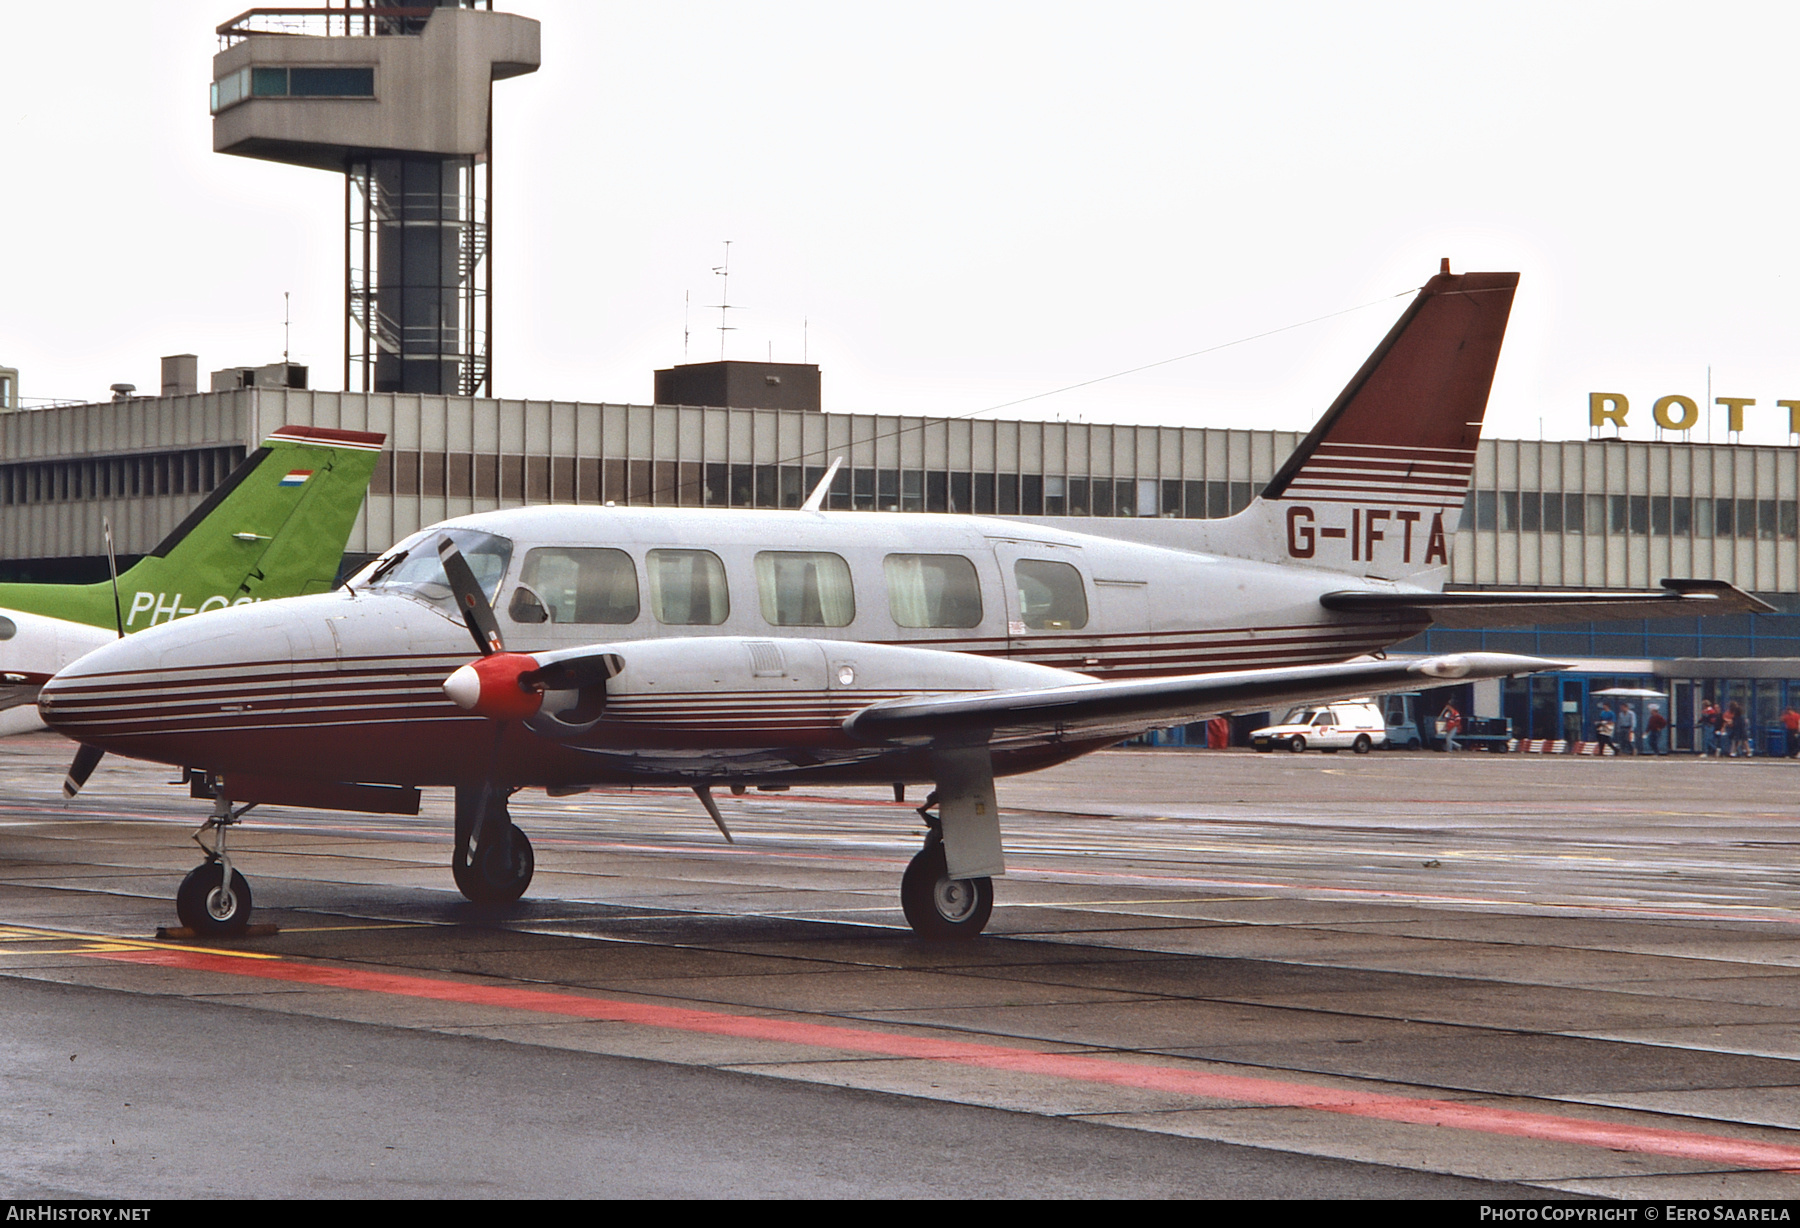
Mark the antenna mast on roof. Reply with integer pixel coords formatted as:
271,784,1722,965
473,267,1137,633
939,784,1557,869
711,240,735,361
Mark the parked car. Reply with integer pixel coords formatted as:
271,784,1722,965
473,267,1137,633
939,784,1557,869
1250,702,1388,754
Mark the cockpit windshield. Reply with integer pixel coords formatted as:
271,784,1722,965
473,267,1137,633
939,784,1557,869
355,528,513,613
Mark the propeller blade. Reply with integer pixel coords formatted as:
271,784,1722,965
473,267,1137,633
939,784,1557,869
438,537,504,656
62,744,104,800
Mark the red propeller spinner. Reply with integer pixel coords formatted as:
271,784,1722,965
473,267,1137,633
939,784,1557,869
442,651,546,721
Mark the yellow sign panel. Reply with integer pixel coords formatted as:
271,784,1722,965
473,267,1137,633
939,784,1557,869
1591,393,1800,434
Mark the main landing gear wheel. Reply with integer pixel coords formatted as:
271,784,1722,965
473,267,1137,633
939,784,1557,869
901,842,993,941
176,861,252,937
453,823,535,906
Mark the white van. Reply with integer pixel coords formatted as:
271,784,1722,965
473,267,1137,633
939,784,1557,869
1250,701,1388,754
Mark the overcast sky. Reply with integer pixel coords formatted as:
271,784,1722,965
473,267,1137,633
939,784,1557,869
5,1,1799,446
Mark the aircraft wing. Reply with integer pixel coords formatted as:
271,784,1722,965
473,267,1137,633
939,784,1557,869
1320,579,1773,629
843,651,1559,746
0,674,50,713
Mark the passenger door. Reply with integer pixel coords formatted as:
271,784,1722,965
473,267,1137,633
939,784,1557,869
989,539,1097,672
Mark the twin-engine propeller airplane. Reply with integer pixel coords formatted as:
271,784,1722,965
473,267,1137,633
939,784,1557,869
37,268,1768,939
0,425,386,735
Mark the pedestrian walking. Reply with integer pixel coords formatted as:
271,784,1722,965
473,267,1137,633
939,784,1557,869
1594,703,1614,755
1646,706,1668,755
1727,702,1750,758
1617,703,1638,755
1783,707,1800,759
1698,701,1719,757
1439,702,1462,752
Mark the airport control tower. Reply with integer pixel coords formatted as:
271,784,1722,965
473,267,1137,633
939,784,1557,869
211,1,540,396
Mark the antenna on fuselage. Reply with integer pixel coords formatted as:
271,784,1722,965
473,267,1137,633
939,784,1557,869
102,518,123,638
801,457,844,513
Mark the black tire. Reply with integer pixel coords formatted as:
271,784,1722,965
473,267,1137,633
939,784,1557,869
1406,737,1421,750
1352,734,1373,754
900,843,993,941
1288,736,1307,753
453,823,535,905
176,862,252,937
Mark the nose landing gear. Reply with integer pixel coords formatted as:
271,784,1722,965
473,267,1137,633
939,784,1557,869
176,862,253,936
176,791,258,937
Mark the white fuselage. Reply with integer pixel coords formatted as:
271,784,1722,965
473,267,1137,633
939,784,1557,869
401,505,1417,677
37,503,1433,788
0,608,114,733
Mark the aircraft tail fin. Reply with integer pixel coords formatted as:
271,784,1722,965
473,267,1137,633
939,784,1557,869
1262,268,1517,507
103,426,385,630
0,427,381,631
1238,268,1518,582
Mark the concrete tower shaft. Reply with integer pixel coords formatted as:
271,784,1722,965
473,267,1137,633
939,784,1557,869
210,2,540,396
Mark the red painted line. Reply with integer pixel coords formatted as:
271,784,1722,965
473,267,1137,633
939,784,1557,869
93,945,1800,1171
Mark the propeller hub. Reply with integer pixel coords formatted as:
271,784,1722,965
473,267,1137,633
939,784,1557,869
443,652,545,720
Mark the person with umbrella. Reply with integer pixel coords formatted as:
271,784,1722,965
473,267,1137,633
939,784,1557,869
1617,701,1638,755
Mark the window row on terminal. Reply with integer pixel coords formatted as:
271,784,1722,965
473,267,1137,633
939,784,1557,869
0,447,248,507
367,452,1261,518
1469,490,1800,541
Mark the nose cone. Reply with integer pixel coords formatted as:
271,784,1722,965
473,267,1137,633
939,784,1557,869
36,595,336,756
36,625,163,740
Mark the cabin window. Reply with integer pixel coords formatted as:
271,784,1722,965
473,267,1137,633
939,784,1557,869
754,551,855,627
1014,559,1088,630
510,547,639,625
885,554,983,628
647,549,729,625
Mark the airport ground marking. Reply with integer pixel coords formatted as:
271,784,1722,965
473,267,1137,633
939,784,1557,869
79,943,1800,1173
0,923,284,959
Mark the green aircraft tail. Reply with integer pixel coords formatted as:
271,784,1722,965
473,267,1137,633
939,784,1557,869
0,425,386,632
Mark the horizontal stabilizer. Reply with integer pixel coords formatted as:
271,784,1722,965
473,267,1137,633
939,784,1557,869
844,652,1560,746
1320,579,1774,629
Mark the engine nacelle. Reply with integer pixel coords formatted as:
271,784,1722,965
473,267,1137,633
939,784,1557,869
445,636,1082,742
